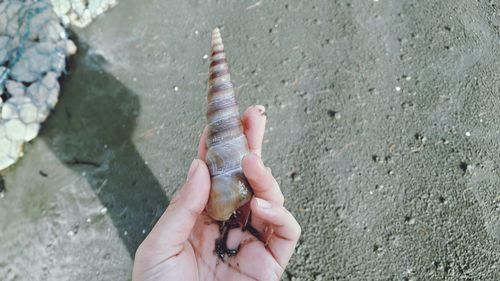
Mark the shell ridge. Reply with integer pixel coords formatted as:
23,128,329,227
205,28,253,221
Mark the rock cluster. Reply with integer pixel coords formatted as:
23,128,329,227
0,0,76,170
50,0,119,27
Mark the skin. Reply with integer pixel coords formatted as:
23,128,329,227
133,105,301,281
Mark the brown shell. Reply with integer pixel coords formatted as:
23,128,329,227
204,28,253,221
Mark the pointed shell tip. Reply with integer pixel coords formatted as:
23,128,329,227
212,27,221,37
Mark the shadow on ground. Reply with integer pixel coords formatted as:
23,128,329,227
41,37,168,257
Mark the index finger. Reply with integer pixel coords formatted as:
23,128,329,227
242,153,284,205
197,126,209,160
197,105,267,160
242,105,267,156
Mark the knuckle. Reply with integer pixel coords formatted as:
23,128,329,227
180,204,201,220
277,193,285,205
284,209,301,240
293,220,302,240
296,221,302,237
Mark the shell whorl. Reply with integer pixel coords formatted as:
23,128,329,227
205,28,253,221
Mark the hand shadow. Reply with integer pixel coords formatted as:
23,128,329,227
41,37,168,257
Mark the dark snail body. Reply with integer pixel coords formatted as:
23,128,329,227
205,28,253,222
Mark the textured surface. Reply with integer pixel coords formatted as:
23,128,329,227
1,0,500,280
0,0,75,171
51,0,119,28
205,28,252,221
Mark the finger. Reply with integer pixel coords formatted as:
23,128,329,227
137,159,210,259
197,126,209,160
242,105,267,156
242,153,284,205
250,197,301,269
200,105,266,159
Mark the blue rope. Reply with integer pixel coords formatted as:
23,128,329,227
0,0,51,89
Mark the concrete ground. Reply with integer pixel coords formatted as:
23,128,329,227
1,0,500,280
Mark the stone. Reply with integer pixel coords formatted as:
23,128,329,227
0,36,10,64
19,103,38,124
0,0,76,170
50,0,119,28
5,119,26,141
24,123,40,141
1,102,18,120
5,80,25,97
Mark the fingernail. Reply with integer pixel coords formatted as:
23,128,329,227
187,159,199,180
256,198,272,209
255,105,267,116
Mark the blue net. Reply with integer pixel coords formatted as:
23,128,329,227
0,0,76,170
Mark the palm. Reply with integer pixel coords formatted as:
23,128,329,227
133,107,300,281
173,212,282,281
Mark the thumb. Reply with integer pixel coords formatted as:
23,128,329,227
138,159,210,258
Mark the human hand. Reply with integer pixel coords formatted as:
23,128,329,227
133,105,301,281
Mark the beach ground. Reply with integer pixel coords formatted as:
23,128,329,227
1,0,499,280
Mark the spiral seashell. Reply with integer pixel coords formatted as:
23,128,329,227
205,28,253,221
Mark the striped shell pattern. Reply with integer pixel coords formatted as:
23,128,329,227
204,28,253,221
